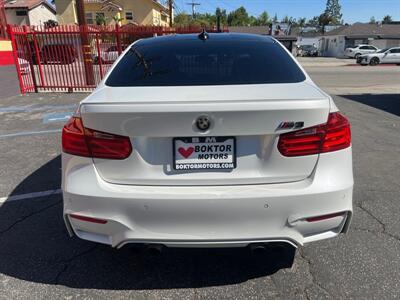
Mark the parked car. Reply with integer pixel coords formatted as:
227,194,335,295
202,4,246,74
344,44,378,59
93,45,126,64
32,44,77,65
358,47,400,66
297,45,318,57
62,33,353,250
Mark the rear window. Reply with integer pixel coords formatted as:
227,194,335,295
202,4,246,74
105,36,306,87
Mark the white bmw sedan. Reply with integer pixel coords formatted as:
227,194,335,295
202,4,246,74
62,33,353,249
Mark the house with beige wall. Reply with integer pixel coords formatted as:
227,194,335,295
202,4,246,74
5,0,57,26
55,0,171,26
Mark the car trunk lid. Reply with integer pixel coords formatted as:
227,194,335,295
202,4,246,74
80,82,330,186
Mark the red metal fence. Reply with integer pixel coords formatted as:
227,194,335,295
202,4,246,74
9,24,227,93
0,0,8,39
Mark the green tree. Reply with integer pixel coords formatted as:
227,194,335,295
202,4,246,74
307,16,320,26
227,6,250,26
319,13,333,33
369,16,376,24
281,15,290,23
272,13,278,23
297,17,307,27
95,13,106,25
112,14,123,24
257,11,270,26
324,0,342,24
215,7,227,25
196,13,215,26
382,15,393,24
249,16,259,26
174,12,192,26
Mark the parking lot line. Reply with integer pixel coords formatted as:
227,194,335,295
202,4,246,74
0,129,62,139
43,112,73,124
0,104,76,113
0,189,62,205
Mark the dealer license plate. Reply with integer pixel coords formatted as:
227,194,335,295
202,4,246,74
173,137,236,170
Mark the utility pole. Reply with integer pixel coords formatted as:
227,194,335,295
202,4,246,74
75,0,86,26
216,10,221,32
186,1,200,18
75,0,95,86
168,0,173,27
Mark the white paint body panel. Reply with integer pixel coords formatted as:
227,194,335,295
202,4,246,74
79,82,330,186
62,147,353,247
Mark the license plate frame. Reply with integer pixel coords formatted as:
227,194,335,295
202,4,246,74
173,136,236,171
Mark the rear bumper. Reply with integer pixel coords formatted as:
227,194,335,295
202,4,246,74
62,148,353,248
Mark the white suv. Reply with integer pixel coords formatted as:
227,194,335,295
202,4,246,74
344,44,378,59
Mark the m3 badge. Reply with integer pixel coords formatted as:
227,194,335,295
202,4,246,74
277,121,305,130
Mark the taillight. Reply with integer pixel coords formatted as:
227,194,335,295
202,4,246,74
278,112,351,157
62,117,89,157
62,116,132,159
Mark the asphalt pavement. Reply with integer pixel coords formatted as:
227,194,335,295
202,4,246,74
0,64,399,299
0,65,20,99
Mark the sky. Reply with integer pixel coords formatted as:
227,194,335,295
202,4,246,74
174,0,400,24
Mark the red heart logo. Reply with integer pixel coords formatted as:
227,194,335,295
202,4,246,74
178,147,194,158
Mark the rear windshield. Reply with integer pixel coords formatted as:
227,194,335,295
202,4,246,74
105,36,306,86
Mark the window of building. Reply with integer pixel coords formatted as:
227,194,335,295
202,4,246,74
161,14,168,22
154,14,161,25
16,10,27,16
85,12,94,24
125,11,133,21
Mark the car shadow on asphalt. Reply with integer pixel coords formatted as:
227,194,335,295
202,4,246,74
0,156,295,290
339,94,400,117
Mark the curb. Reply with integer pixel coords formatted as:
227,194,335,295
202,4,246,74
346,64,398,67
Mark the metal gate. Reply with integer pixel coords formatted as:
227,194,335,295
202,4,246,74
9,24,227,93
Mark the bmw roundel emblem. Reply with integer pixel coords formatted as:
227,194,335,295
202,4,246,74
196,115,211,131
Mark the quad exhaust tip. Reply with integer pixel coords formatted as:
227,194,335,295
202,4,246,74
145,244,164,255
249,243,290,255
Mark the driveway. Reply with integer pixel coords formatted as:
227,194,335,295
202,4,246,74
0,65,20,99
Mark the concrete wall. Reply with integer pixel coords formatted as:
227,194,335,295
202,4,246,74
370,39,400,49
55,0,77,24
6,5,56,26
5,8,29,25
319,36,346,57
28,4,57,26
296,37,319,47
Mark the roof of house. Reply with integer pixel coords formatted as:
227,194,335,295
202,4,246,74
228,26,270,35
324,23,400,38
228,26,297,41
5,0,56,13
